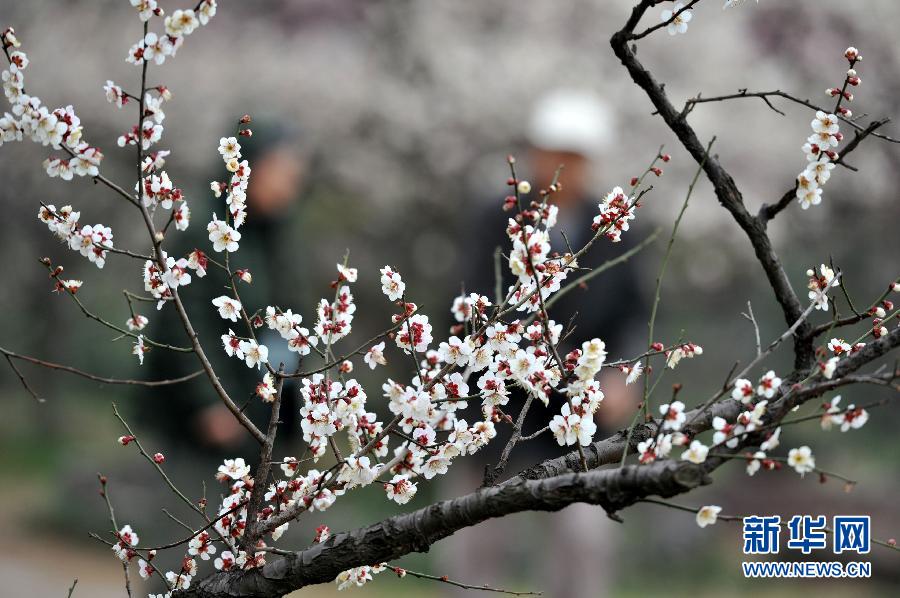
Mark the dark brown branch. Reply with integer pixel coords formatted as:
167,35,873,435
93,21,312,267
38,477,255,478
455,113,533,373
0,345,203,387
610,2,814,371
176,459,710,598
683,89,898,144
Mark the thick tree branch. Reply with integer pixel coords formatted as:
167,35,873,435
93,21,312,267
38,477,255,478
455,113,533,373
176,459,709,598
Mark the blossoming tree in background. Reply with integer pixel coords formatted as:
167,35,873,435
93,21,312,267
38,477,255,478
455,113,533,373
1,0,899,596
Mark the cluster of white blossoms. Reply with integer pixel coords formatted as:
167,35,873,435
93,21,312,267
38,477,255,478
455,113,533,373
125,1,216,67
1,29,104,180
806,263,840,311
38,204,114,268
795,47,862,209
592,186,637,243
117,88,169,151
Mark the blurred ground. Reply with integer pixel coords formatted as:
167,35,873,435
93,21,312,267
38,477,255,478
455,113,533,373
1,0,899,596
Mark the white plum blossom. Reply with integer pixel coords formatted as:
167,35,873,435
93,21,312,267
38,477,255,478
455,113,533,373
207,214,241,252
622,361,643,385
756,370,782,399
746,451,766,476
438,335,473,367
760,427,781,452
696,505,721,528
549,403,596,447
212,296,242,322
336,263,358,283
380,266,405,301
682,440,709,464
731,378,754,403
218,136,241,160
807,264,839,310
787,446,816,476
239,340,268,369
385,474,417,505
132,335,147,365
364,341,387,369
126,314,149,331
256,372,277,402
659,400,686,431
822,396,869,432
395,314,432,354
661,3,693,36
217,458,250,480
665,343,703,369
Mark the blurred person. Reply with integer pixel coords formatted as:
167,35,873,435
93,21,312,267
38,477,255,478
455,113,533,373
441,90,647,597
139,120,310,456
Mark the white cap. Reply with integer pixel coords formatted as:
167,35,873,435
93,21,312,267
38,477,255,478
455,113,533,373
526,89,613,157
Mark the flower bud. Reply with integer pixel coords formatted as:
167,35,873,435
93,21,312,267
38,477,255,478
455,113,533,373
240,114,252,124
517,180,532,194
844,46,859,61
153,452,165,463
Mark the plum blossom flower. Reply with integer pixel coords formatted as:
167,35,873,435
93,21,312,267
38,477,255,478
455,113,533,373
756,370,782,399
819,356,839,379
336,263,357,283
661,3,693,36
256,372,276,402
385,474,417,505
746,451,766,476
132,335,147,365
730,378,754,403
760,427,781,452
218,136,241,160
239,340,268,369
665,342,703,369
822,396,869,432
395,314,432,353
214,550,245,572
437,336,472,367
622,361,643,385
188,531,216,561
549,403,596,446
380,266,405,301
207,214,241,252
827,338,851,355
807,264,839,310
787,446,815,476
364,341,387,369
138,558,155,580
218,458,250,480
696,505,721,528
221,329,243,359
104,80,127,107
212,296,242,322
659,400,686,431
682,440,709,464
